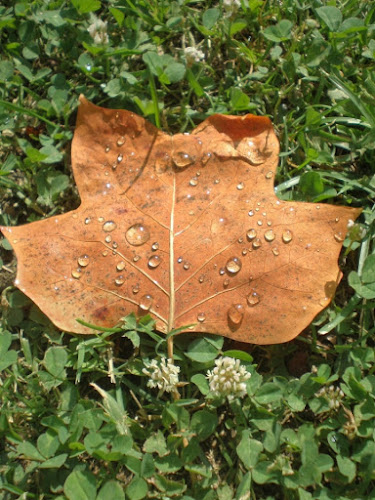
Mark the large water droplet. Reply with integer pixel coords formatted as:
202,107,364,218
71,268,82,279
226,257,242,274
117,136,125,146
116,261,126,271
115,275,125,286
247,229,257,241
77,254,89,267
103,221,117,232
139,294,153,311
228,304,244,325
197,312,206,323
148,255,161,268
125,223,150,246
282,229,293,243
189,177,198,186
247,291,260,307
173,151,195,168
264,229,275,242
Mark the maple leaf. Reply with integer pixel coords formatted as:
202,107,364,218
0,97,361,344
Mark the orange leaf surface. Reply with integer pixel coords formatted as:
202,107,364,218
1,97,361,344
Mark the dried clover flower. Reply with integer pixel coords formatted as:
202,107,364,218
142,357,180,394
88,17,109,45
184,46,205,65
206,356,251,401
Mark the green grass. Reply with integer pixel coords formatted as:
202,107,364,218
1,0,375,499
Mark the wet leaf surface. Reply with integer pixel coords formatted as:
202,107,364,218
1,97,361,344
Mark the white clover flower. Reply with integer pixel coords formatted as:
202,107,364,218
88,17,109,45
223,0,241,14
184,46,205,65
206,356,251,401
315,385,344,410
142,357,180,394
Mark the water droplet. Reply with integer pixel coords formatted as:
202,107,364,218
226,257,242,274
103,221,117,232
183,262,190,270
133,255,140,262
139,294,153,311
155,153,170,173
98,217,104,222
125,223,150,246
198,275,204,283
316,205,320,210
112,242,118,249
242,249,247,256
219,267,225,275
189,177,198,186
151,242,159,251
71,268,82,279
117,136,125,146
252,238,262,249
117,153,123,163
267,221,272,226
319,297,330,307
116,261,126,271
223,278,230,287
105,235,112,243
247,291,260,307
173,151,195,168
77,254,89,267
335,217,340,223
201,152,212,165
282,229,293,243
105,144,110,153
247,229,257,241
228,304,244,325
334,232,344,242
264,229,275,242
132,285,140,294
238,237,244,243
248,210,254,217
265,171,273,179
272,247,279,256
257,220,263,226
85,217,91,225
197,312,206,323
214,179,220,184
148,255,161,268
237,182,244,190
177,257,183,263
102,250,108,257
115,275,125,286
196,171,201,177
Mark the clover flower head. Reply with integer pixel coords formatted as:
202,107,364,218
347,219,366,242
142,357,180,394
184,46,205,65
206,356,251,401
88,17,109,45
315,385,344,410
223,0,241,13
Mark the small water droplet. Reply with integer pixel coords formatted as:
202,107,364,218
77,254,89,267
201,152,212,165
228,304,244,325
105,235,112,243
126,223,150,246
85,217,91,225
272,247,280,256
316,205,320,210
197,312,206,323
264,229,275,242
247,229,257,241
132,285,140,294
237,182,244,190
214,179,220,184
334,232,344,242
267,221,272,226
265,171,273,179
223,278,230,287
98,216,104,222
247,291,260,307
257,220,263,226
139,294,153,311
105,144,110,153
103,220,117,232
71,268,82,279
151,242,159,251
196,171,201,177
219,267,225,275
115,275,125,286
319,297,330,307
102,250,108,257
183,262,190,270
248,210,254,217
112,242,118,249
335,217,340,223
117,136,125,146
133,255,140,262
238,237,244,243
117,153,123,163
226,257,242,274
282,229,293,243
189,177,198,186
177,257,183,263
148,255,161,268
252,238,262,249
242,249,247,256
199,275,204,283
173,151,195,168
116,261,126,271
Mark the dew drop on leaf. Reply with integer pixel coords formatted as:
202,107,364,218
282,229,293,243
183,262,190,270
139,294,153,311
189,177,198,186
201,152,212,165
197,312,206,322
228,304,244,325
117,136,125,146
85,217,91,225
77,254,89,267
116,261,125,271
272,247,280,256
334,232,344,242
133,255,140,262
105,235,112,243
117,153,123,163
71,268,82,279
151,242,159,251
115,275,125,286
226,257,242,274
247,291,260,307
223,278,230,287
173,151,195,168
252,238,262,249
132,284,140,294
103,221,117,232
105,145,110,153
264,229,275,242
265,171,273,179
148,255,161,268
247,229,257,241
125,223,150,246
237,182,244,190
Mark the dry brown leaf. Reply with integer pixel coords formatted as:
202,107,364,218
0,97,361,344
